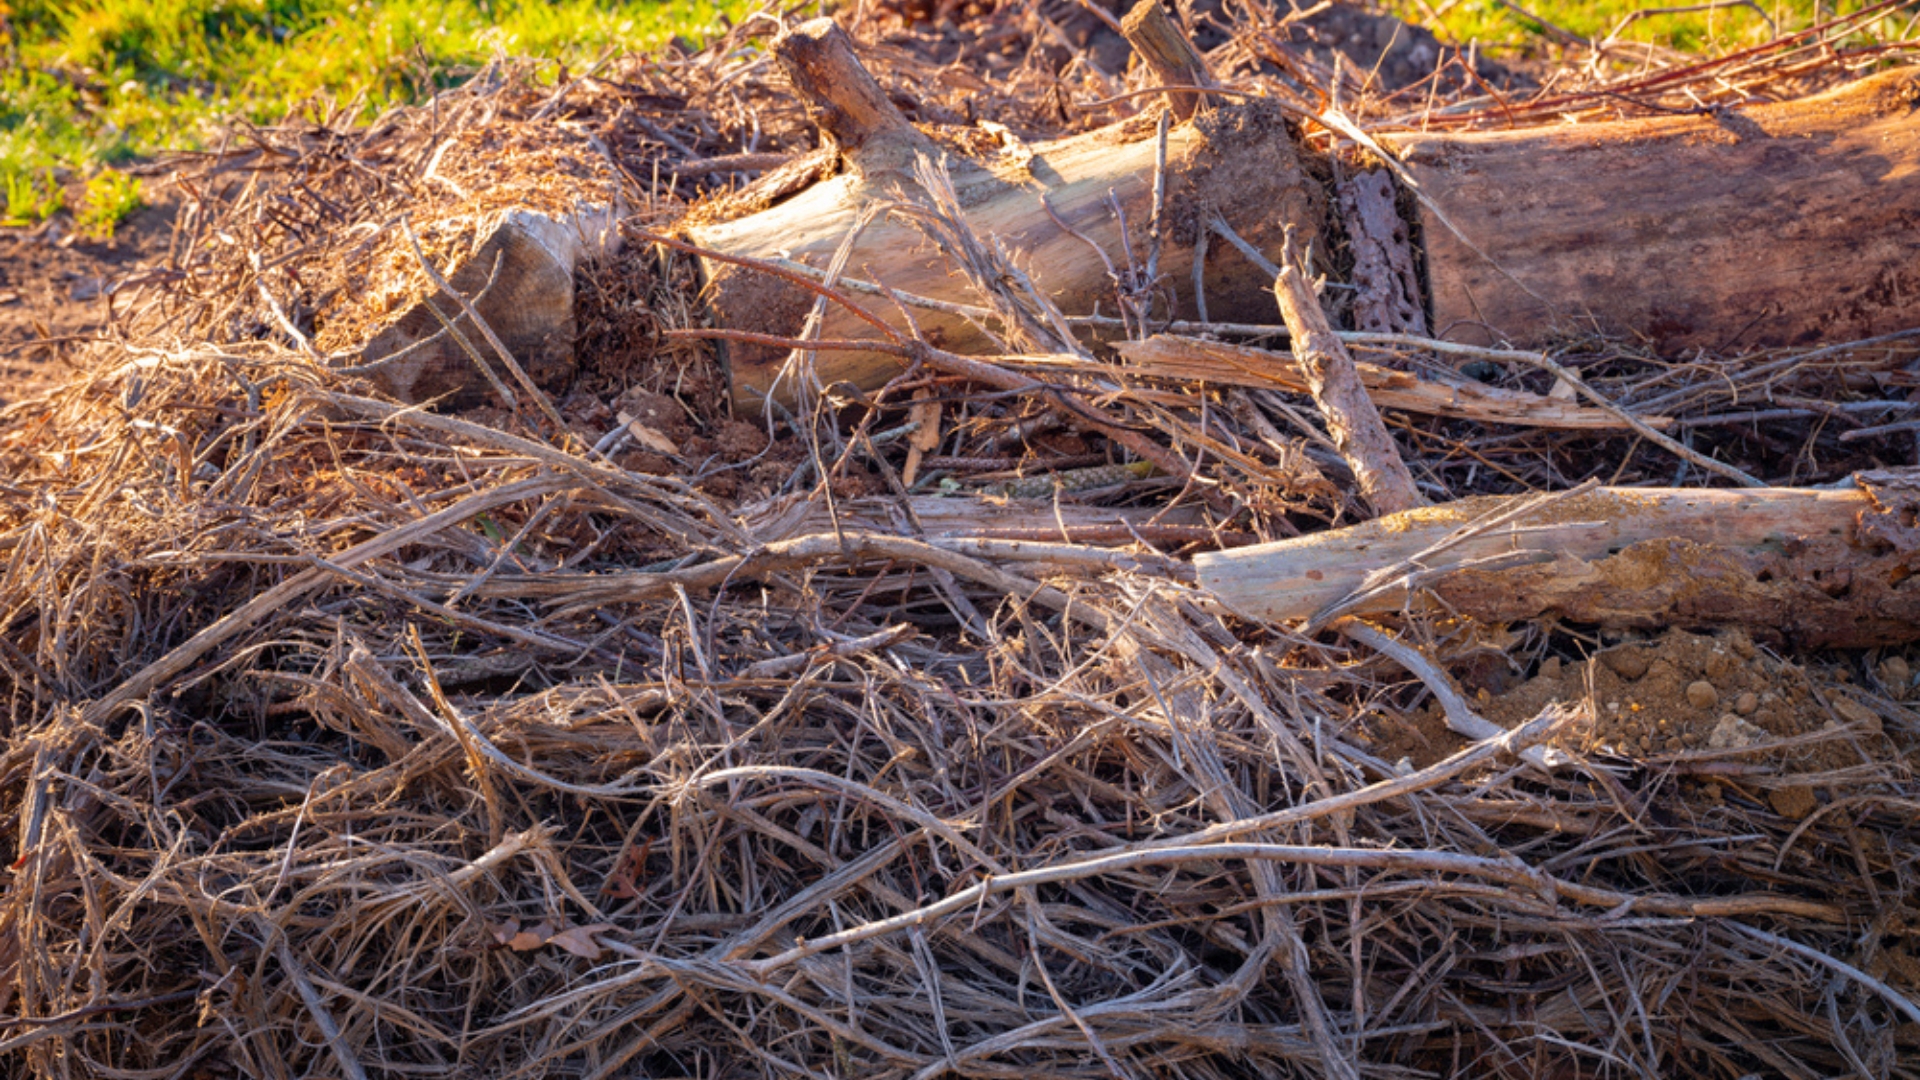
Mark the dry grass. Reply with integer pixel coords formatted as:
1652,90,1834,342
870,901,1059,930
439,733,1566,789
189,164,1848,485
1,3,1918,1078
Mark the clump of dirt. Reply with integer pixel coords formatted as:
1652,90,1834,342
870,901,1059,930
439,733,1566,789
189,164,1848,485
1383,628,1907,781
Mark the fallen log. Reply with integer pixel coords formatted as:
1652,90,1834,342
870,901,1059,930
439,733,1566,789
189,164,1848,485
1194,473,1920,648
1397,69,1920,352
685,19,1918,411
685,17,1324,415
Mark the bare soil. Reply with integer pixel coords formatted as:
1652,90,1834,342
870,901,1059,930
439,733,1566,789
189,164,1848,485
1380,626,1917,794
0,191,180,408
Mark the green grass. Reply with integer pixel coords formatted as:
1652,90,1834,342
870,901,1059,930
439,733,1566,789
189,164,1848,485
0,0,753,232
1389,0,1893,57
0,0,1903,236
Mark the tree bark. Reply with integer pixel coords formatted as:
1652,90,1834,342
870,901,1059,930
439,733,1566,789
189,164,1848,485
1397,68,1920,353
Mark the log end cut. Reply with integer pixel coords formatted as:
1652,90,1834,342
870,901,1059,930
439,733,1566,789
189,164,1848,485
356,205,620,408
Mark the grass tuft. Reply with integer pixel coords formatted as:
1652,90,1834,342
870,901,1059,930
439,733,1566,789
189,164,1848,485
75,165,140,238
1,0,750,232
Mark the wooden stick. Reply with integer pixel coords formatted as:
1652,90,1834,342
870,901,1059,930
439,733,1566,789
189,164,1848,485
1112,334,1668,431
1270,253,1424,515
773,18,929,161
1196,478,1920,648
1120,0,1216,121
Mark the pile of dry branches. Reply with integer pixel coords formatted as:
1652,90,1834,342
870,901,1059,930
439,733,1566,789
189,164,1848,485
3,3,1919,1078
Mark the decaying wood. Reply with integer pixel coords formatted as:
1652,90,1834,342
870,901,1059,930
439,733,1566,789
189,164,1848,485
355,205,620,407
687,18,1322,415
1120,0,1217,121
1336,170,1425,337
1398,68,1920,352
1196,477,1920,648
1112,335,1665,430
1271,257,1423,515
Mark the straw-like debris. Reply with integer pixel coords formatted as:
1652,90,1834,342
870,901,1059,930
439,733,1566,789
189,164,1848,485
2,3,1918,1078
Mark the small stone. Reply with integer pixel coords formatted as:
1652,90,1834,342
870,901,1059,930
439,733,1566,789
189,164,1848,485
1601,648,1651,681
1607,701,1621,713
1831,695,1883,735
1733,692,1759,716
1880,656,1911,697
1728,632,1756,659
1768,785,1818,820
1686,681,1720,710
1709,714,1769,750
1704,652,1732,681
1539,656,1563,681
1637,735,1652,752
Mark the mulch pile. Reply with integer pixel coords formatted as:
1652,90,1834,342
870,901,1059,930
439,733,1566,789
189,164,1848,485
2,2,1918,1077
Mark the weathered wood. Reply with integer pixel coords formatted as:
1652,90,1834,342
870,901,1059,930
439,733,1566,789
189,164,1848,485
1111,335,1670,430
688,18,1322,416
1272,259,1423,514
1196,476,1920,648
355,205,620,407
738,492,1206,545
1397,68,1920,352
1120,0,1216,121
773,18,930,166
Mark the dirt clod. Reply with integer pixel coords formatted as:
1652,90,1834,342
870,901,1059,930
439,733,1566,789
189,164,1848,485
1769,784,1819,819
1686,679,1719,710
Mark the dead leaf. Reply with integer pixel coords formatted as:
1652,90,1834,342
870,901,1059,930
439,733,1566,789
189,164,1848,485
903,389,941,488
506,921,555,952
1548,377,1577,401
546,923,616,960
601,837,651,899
490,918,521,946
618,411,680,455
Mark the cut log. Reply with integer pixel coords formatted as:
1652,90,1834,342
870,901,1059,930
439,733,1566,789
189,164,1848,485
352,205,621,407
692,54,1918,418
1195,474,1920,648
1111,335,1671,430
686,18,1324,415
1396,69,1920,352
